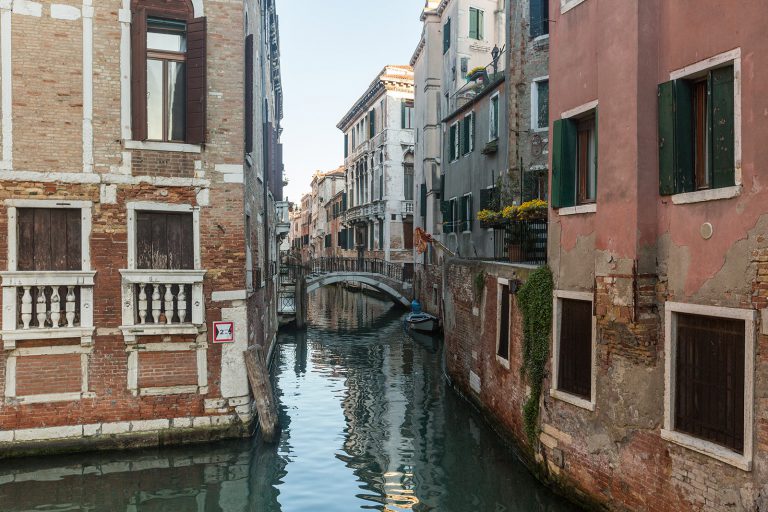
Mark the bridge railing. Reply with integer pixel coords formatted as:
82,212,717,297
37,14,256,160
308,257,412,284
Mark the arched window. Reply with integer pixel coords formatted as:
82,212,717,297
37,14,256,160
131,0,206,144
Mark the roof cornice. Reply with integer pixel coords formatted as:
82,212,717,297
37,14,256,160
336,66,414,131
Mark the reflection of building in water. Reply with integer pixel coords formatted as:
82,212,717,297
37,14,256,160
307,284,396,331
0,442,284,512
306,297,446,511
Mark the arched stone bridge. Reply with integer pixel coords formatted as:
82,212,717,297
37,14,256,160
305,258,414,307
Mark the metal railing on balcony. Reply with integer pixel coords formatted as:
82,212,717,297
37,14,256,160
493,220,548,265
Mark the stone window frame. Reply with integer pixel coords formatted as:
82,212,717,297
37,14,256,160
121,201,208,397
2,199,95,404
495,278,511,369
550,290,596,411
5,344,95,405
556,99,599,217
530,75,549,132
120,0,206,153
488,91,500,142
667,48,742,205
560,0,588,15
2,199,95,349
662,301,755,471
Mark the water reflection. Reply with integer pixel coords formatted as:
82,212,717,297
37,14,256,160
0,286,579,512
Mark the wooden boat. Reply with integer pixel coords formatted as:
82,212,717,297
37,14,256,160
404,312,439,333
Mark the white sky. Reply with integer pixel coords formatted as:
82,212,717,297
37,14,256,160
278,0,424,204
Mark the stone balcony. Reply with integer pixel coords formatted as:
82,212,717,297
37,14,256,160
343,201,385,223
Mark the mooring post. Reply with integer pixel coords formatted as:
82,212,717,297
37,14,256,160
295,276,307,329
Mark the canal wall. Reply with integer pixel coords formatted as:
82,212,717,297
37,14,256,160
439,257,768,511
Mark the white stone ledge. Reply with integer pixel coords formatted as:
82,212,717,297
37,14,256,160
670,185,741,205
211,290,247,302
661,428,751,471
124,140,202,154
557,203,596,216
12,0,41,17
50,4,80,20
550,389,595,411
0,415,237,443
0,170,211,188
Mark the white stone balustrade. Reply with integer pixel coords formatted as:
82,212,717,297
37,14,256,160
402,200,414,214
0,271,96,349
120,269,206,343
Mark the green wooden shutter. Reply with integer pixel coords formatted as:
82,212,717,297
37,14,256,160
710,66,735,189
552,119,577,208
530,0,542,38
344,134,349,158
469,9,478,39
478,10,484,39
443,18,451,53
420,184,427,217
369,110,376,138
462,117,469,154
449,124,457,160
658,79,694,195
401,101,406,129
593,107,598,193
658,81,676,195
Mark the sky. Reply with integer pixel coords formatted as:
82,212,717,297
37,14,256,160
278,0,424,204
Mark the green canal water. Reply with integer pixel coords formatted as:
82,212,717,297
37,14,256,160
0,286,580,511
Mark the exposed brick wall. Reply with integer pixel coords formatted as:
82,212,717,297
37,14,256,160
138,351,198,388
16,354,82,395
130,150,196,178
12,13,83,173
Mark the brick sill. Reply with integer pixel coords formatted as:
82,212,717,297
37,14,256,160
661,428,751,471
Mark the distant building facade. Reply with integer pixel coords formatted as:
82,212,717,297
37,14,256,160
338,66,416,263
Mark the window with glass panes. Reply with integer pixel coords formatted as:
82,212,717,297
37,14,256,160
146,18,187,142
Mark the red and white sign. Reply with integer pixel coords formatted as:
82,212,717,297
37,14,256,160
212,321,235,343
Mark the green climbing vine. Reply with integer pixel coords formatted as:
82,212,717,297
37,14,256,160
474,270,486,302
516,266,554,444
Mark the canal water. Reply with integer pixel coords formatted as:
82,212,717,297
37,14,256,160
0,286,580,512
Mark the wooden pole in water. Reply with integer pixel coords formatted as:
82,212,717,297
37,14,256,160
244,345,279,443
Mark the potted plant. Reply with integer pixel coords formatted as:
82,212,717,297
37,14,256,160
466,66,488,84
477,208,502,229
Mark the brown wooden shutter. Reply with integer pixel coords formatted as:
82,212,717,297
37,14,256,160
497,285,510,358
18,209,82,271
136,212,194,270
131,8,148,141
558,299,592,399
245,34,254,153
186,17,207,144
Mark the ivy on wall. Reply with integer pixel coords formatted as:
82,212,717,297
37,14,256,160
517,266,554,444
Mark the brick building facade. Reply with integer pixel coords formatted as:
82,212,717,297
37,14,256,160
0,0,285,453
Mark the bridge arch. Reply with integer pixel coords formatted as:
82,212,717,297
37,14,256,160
305,273,411,307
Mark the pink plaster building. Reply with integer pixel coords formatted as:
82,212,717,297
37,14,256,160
544,0,768,509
